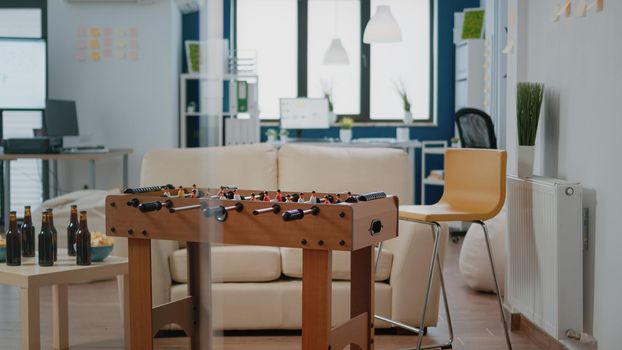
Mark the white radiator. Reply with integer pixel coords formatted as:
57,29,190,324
506,175,583,340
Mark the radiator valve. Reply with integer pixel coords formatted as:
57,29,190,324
566,329,596,343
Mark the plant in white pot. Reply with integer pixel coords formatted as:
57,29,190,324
395,80,413,124
265,128,278,143
339,117,354,143
321,79,337,123
279,129,289,142
516,82,544,178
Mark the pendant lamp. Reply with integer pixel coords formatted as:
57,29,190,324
363,5,402,43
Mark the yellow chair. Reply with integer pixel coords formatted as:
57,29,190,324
375,148,512,350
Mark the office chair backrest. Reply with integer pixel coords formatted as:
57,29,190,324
441,148,507,219
455,108,497,149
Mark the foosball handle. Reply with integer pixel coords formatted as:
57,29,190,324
357,191,387,201
127,198,140,207
138,201,163,213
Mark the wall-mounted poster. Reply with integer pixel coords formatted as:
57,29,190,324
462,8,485,40
185,40,202,74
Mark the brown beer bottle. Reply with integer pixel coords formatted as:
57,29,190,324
38,211,54,266
67,205,78,256
5,211,21,266
21,206,35,257
76,211,91,266
48,208,58,261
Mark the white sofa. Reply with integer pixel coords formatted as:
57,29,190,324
115,143,448,330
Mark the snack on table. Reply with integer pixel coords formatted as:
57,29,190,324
90,232,114,247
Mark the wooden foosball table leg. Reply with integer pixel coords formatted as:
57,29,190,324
350,245,375,350
187,242,213,350
302,249,332,349
128,238,154,349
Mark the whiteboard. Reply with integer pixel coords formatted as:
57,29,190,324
0,39,47,109
280,98,330,129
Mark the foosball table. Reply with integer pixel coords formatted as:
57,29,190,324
106,185,399,350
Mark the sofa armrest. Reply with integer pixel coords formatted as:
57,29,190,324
381,220,449,327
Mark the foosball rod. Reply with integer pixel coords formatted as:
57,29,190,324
252,204,281,215
168,204,201,213
203,202,244,222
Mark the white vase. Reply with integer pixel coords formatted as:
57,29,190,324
517,145,535,178
280,135,288,143
403,111,413,124
340,129,352,143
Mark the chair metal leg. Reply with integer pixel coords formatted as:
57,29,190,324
374,221,453,350
477,220,512,350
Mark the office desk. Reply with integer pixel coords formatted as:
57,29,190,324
0,149,132,225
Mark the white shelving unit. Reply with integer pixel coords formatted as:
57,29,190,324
179,73,259,148
455,39,485,112
421,140,447,205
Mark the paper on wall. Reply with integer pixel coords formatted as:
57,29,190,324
503,40,514,55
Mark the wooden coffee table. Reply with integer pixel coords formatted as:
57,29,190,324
0,249,129,350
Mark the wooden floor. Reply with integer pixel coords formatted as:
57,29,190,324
0,241,541,349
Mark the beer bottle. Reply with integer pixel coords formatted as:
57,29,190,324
21,206,35,257
67,205,78,256
38,211,54,266
48,208,58,261
5,211,21,266
76,211,91,266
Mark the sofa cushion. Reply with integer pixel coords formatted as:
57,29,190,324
141,143,278,191
280,247,393,281
278,144,413,204
169,245,282,283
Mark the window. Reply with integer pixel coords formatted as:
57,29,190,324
2,111,43,216
235,0,432,122
370,0,431,120
307,0,361,115
236,0,298,119
0,2,47,218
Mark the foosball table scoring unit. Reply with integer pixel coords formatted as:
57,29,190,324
106,186,399,350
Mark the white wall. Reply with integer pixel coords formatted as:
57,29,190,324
48,0,181,190
507,1,622,347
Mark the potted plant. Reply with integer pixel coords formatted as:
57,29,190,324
339,117,354,143
279,129,289,142
395,80,413,124
516,82,544,178
322,79,337,123
265,128,278,143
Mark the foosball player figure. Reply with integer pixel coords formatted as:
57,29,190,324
190,184,199,198
298,193,305,203
163,189,172,198
217,187,226,199
285,194,292,202
233,189,242,200
249,193,256,201
335,193,342,203
275,190,284,202
308,191,317,203
262,191,271,202
177,186,186,198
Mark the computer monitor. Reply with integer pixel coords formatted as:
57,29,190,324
45,100,79,137
279,98,331,130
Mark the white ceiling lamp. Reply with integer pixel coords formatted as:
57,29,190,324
323,38,349,65
363,4,402,43
323,0,349,65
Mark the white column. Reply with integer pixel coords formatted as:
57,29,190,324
200,0,225,147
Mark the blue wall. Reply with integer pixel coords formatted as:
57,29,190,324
181,0,479,204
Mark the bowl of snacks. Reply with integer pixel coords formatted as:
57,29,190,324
0,237,5,263
90,232,114,262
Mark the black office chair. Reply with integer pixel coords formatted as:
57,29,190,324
455,108,497,149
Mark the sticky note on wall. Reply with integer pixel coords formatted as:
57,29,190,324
89,39,99,49
90,27,100,37
90,51,100,62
